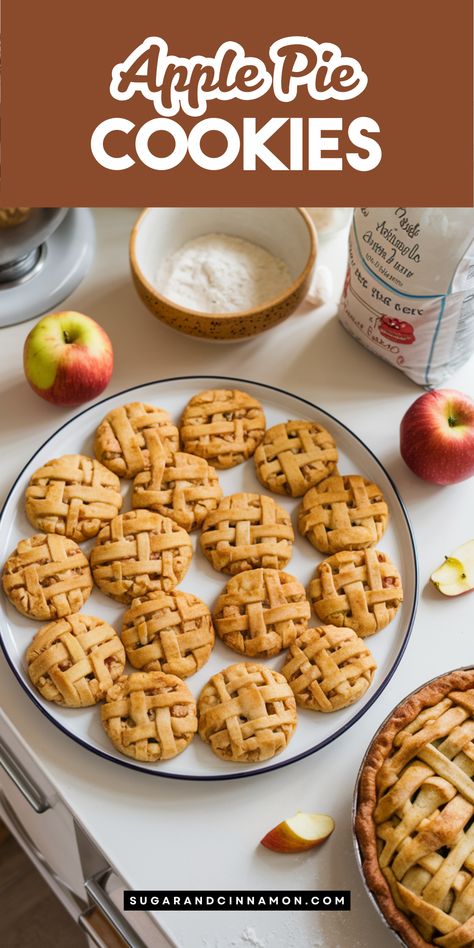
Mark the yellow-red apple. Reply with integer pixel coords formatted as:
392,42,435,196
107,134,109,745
431,540,474,596
260,812,335,853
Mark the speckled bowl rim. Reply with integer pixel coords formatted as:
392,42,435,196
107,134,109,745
129,206,317,321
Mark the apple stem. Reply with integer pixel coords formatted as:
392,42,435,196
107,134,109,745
448,416,457,427
63,330,71,343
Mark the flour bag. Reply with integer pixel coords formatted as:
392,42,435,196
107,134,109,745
339,208,474,387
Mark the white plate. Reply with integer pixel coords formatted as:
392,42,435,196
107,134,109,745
0,376,418,780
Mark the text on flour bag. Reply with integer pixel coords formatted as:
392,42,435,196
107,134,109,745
339,208,474,387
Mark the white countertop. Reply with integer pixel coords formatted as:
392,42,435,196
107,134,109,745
1,209,473,948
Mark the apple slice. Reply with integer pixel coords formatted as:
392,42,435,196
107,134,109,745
431,540,474,596
260,812,335,853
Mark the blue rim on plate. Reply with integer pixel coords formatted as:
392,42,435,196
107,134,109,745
0,376,419,781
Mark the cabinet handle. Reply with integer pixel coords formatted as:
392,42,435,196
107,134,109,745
79,907,127,948
0,736,50,813
85,871,150,948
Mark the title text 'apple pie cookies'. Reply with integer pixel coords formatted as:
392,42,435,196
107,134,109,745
298,474,389,554
198,662,297,762
213,568,310,658
122,590,214,678
91,510,192,603
180,389,266,469
94,402,179,478
281,624,376,712
309,549,403,638
132,443,222,531
25,454,123,542
27,615,125,708
355,669,474,948
200,492,294,575
254,420,338,497
2,534,93,620
101,671,198,762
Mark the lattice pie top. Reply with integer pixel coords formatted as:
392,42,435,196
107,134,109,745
298,474,389,554
356,670,474,948
180,389,266,469
122,590,214,678
200,492,294,575
132,439,222,531
94,402,179,478
254,420,338,497
2,533,93,620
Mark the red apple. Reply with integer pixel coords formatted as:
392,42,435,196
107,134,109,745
24,311,113,407
260,812,335,853
400,389,474,485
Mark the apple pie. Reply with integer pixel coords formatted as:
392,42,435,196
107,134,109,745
281,624,376,712
200,492,294,575
2,533,93,620
132,439,222,531
180,389,266,468
254,420,338,497
90,510,192,603
94,402,179,478
298,474,389,554
27,614,125,707
198,662,297,762
122,590,214,678
101,671,198,761
309,549,403,637
213,568,310,658
25,454,123,542
355,668,474,948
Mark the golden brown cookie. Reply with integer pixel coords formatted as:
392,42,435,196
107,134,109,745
180,389,265,469
254,420,338,497
213,568,310,658
27,614,125,707
122,590,214,678
25,454,123,542
200,492,294,576
298,474,388,554
281,624,376,712
198,662,297,762
101,671,197,762
132,443,222,531
90,510,192,603
94,402,179,478
2,534,93,620
308,549,403,637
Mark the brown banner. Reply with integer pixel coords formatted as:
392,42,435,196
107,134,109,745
1,0,473,205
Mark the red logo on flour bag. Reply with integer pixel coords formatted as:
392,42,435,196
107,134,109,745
339,208,474,387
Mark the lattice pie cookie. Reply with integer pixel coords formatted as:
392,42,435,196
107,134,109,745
309,549,403,638
298,474,389,554
180,389,266,469
213,568,310,658
2,534,93,620
25,454,123,542
200,492,294,575
281,624,376,712
355,669,474,948
91,510,192,603
27,615,125,707
101,671,198,762
254,420,338,497
94,402,179,478
132,441,222,531
198,662,297,762
122,590,214,678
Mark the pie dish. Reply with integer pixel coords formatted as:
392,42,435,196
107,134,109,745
94,402,180,478
25,454,123,542
281,624,376,712
2,533,93,620
180,389,266,469
101,670,198,761
298,474,389,554
26,615,125,707
198,662,297,762
254,420,338,497
90,509,192,603
355,668,474,948
121,590,214,678
213,568,310,658
132,442,222,531
200,492,294,575
309,549,403,638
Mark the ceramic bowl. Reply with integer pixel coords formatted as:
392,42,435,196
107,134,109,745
129,207,316,341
